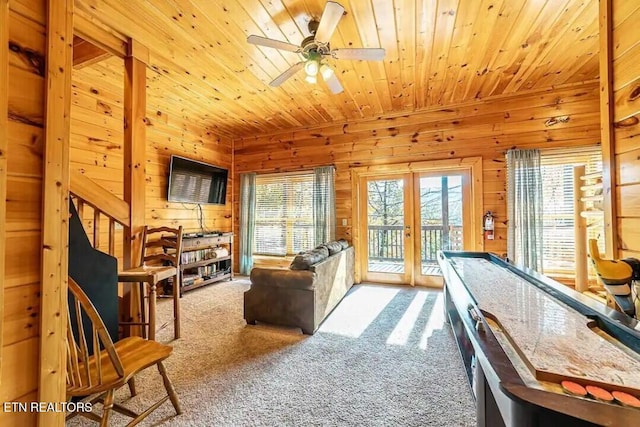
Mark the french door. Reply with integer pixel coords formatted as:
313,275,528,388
359,170,473,287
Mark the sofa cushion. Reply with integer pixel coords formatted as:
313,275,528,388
249,267,316,290
290,246,329,270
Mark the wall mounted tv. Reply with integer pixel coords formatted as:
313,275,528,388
167,155,228,205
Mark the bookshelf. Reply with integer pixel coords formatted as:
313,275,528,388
178,233,233,293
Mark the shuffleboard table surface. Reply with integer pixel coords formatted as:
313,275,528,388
450,256,640,391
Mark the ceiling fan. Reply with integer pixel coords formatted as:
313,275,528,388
247,1,385,94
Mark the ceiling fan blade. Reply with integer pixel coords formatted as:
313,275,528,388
247,35,300,53
270,62,305,87
322,69,344,94
314,1,345,44
332,48,386,61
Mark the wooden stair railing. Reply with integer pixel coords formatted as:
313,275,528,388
69,170,150,339
70,170,130,257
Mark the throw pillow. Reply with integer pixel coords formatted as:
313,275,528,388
290,246,329,270
323,241,343,255
337,239,349,249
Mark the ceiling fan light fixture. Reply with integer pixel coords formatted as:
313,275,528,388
247,2,383,94
320,64,334,80
304,58,320,76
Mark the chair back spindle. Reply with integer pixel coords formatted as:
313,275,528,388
66,278,124,395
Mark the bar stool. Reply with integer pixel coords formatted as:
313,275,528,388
118,225,183,340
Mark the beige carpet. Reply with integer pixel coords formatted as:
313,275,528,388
69,279,476,426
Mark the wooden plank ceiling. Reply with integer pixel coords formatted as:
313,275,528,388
74,0,599,138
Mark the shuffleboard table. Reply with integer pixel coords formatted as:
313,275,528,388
438,251,640,427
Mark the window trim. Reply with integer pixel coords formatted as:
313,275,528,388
252,168,334,257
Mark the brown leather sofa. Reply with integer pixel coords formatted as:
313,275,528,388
244,242,355,334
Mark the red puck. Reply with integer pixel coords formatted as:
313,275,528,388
561,381,587,397
612,391,640,408
585,385,614,402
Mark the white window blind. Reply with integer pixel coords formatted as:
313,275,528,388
540,147,603,276
254,172,315,256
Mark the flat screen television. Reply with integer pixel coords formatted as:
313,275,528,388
167,155,228,205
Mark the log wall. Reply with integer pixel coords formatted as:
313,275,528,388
1,1,46,425
70,56,233,257
2,30,232,424
609,1,640,258
71,57,125,261
233,82,602,269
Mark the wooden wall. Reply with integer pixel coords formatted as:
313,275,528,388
145,61,233,233
70,55,233,253
71,57,125,260
1,25,231,424
233,82,601,269
1,1,45,425
609,1,640,258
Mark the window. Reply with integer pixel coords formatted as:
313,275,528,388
253,171,330,256
540,147,603,277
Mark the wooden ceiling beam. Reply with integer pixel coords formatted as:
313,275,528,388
73,37,111,69
74,10,127,58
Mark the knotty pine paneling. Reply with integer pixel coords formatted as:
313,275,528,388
70,57,126,267
1,3,45,424
73,0,600,138
610,2,640,254
233,82,601,268
70,56,233,244
71,63,119,193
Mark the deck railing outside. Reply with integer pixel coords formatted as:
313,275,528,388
253,222,463,263
368,224,463,263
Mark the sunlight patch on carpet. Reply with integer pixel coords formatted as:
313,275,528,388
386,291,429,346
419,292,445,349
319,285,399,338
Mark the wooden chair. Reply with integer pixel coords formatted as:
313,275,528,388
118,225,183,340
66,277,182,426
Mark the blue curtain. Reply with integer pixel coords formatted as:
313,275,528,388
239,173,256,275
313,166,336,246
507,149,544,272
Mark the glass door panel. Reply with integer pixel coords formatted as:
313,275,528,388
362,175,412,284
414,172,468,286
358,169,472,287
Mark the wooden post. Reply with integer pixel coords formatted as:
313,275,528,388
38,0,73,426
93,209,101,248
599,0,618,259
0,0,9,385
441,176,449,249
573,166,588,292
123,39,148,336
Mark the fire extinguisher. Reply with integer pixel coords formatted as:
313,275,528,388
483,211,495,240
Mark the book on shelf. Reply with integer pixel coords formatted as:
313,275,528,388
182,274,198,286
181,247,228,264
